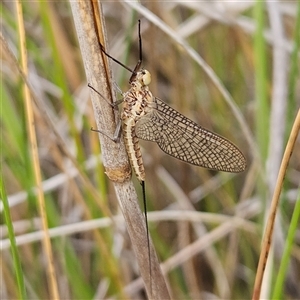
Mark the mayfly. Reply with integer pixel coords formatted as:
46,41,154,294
90,19,246,293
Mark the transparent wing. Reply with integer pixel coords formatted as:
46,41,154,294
135,98,246,172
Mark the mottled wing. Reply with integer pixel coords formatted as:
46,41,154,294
135,98,246,172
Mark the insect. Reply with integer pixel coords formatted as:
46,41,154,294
90,19,246,296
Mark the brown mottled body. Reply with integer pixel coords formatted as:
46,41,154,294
121,70,154,182
120,68,246,179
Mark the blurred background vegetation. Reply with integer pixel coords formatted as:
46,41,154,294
1,1,300,299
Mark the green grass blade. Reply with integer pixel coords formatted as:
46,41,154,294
272,189,300,299
1,181,27,299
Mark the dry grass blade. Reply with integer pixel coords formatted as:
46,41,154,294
15,1,59,298
2,1,299,299
69,1,170,298
252,109,300,300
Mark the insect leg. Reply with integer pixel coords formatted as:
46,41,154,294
88,83,123,142
91,120,122,143
88,83,123,108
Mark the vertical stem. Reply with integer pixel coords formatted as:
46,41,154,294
16,1,59,298
69,1,171,298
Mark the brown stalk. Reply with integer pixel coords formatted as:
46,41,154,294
16,1,59,298
69,1,171,299
252,110,300,300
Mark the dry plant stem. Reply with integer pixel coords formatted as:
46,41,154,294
1,30,127,294
157,166,230,298
0,33,113,220
262,3,288,297
15,1,59,299
0,211,255,250
69,1,170,299
252,109,300,300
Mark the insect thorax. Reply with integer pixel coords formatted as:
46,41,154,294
122,80,154,121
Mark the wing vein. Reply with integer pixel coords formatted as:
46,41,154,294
135,97,246,172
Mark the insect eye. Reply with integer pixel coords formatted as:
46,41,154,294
142,70,151,86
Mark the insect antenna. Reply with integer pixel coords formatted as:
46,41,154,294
99,19,144,83
129,19,143,83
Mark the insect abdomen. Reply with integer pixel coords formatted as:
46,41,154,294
123,117,145,182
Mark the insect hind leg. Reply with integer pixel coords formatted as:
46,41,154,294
88,83,123,142
91,119,122,143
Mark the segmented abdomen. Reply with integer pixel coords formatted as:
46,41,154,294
122,117,145,182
